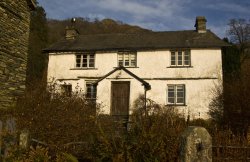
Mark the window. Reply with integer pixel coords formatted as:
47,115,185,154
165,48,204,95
76,53,95,68
118,51,136,67
170,50,190,66
61,84,72,97
86,82,97,99
167,84,185,105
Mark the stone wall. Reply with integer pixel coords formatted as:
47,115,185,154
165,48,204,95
0,0,34,108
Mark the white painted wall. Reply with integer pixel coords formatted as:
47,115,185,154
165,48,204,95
47,48,223,119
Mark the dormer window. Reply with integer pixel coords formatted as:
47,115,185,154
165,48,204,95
170,50,191,66
118,51,137,67
76,53,95,68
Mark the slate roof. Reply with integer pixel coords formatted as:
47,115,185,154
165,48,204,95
44,30,230,52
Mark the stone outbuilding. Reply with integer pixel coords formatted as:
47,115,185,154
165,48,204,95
0,0,35,109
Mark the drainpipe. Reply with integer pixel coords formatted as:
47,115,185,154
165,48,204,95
144,87,148,117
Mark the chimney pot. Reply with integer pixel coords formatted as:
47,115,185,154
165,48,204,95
195,16,207,33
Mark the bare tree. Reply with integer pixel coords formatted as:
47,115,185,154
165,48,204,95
227,19,250,45
220,18,250,136
227,19,250,63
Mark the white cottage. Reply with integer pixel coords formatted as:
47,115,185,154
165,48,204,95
44,17,229,119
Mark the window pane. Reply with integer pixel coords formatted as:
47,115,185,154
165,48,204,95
86,84,92,98
131,60,136,67
61,85,72,97
89,63,94,67
177,85,184,92
178,51,182,65
76,55,81,67
168,91,174,97
125,61,129,66
171,52,176,65
92,85,97,98
124,54,129,66
184,50,190,65
168,85,175,103
168,85,175,90
118,60,123,66
82,63,87,67
168,98,175,104
83,55,87,59
176,85,184,104
86,83,97,99
177,98,184,103
82,56,88,67
89,58,95,67
184,60,190,66
177,92,184,97
118,54,123,66
130,53,136,67
118,54,123,60
130,54,136,60
89,59,94,63
124,54,129,60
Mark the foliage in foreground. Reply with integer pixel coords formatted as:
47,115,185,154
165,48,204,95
13,82,97,156
1,82,250,161
93,97,187,161
1,84,188,161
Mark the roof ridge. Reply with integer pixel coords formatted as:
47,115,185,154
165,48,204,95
77,30,199,37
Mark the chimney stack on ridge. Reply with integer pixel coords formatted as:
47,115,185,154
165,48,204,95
195,16,207,33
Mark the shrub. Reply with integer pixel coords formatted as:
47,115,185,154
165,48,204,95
27,146,51,162
13,82,98,156
92,96,187,161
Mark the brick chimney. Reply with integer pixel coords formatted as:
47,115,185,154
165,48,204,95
65,18,79,40
194,16,207,33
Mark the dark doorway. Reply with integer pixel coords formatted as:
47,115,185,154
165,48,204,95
111,81,130,129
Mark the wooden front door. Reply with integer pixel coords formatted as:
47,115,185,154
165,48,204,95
111,81,130,117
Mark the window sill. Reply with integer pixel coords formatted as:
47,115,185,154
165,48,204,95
70,68,98,70
167,66,193,68
165,104,187,106
113,66,139,68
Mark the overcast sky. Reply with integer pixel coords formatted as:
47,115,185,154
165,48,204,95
37,0,250,38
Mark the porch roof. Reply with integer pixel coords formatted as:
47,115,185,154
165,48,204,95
93,66,151,90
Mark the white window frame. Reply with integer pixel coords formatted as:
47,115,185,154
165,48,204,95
85,81,97,99
117,51,137,67
167,84,185,105
75,53,95,68
170,50,191,66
